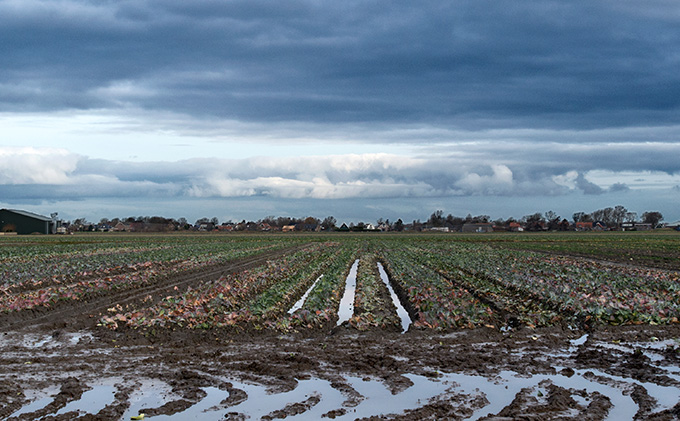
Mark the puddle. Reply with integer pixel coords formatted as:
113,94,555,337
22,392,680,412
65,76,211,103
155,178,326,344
56,385,116,416
377,262,412,332
126,386,232,420
336,260,359,325
124,378,345,420
570,333,588,347
9,337,680,420
120,374,457,420
448,369,638,421
342,374,454,419
10,367,679,420
10,385,116,419
10,394,54,418
581,367,680,412
18,332,95,349
288,275,324,314
68,332,95,345
21,334,52,349
123,380,177,419
227,378,343,419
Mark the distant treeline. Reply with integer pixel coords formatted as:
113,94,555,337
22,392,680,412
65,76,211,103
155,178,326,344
60,205,665,233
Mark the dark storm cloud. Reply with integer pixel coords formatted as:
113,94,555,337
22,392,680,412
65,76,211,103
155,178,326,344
609,183,630,193
575,173,605,195
2,0,679,130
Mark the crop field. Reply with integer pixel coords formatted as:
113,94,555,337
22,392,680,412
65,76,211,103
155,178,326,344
1,232,680,420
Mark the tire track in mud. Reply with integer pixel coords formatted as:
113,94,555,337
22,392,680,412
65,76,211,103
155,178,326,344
432,267,522,329
433,265,587,330
0,244,312,332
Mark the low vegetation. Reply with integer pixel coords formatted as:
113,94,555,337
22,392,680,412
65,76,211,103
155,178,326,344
0,232,678,334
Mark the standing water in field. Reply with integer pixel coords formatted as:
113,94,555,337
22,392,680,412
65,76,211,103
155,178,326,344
288,275,324,314
377,262,412,332
336,260,359,325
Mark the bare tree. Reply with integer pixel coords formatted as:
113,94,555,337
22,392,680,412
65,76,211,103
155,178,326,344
321,216,337,230
641,211,663,227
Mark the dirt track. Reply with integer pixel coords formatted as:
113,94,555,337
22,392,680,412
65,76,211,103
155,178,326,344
1,251,680,420
0,245,307,332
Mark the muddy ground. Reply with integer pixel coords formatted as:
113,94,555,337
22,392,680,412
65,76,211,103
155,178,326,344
1,255,680,420
3,324,680,419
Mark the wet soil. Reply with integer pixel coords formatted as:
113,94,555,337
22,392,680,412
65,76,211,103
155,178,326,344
1,252,680,420
2,320,680,420
0,245,308,332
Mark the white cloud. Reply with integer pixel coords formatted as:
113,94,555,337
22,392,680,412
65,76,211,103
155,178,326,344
552,170,579,190
455,164,514,194
0,147,79,184
187,155,441,200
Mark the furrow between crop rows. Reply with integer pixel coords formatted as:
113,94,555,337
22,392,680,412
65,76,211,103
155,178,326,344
348,255,402,332
2,234,678,335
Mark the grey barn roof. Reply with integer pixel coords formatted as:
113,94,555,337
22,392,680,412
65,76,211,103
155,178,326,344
1,209,52,221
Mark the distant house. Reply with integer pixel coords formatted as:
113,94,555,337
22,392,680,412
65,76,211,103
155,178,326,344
218,223,235,232
301,223,320,232
593,221,607,231
575,222,593,231
508,222,523,232
197,222,215,231
428,227,450,233
282,225,297,232
462,223,493,233
112,222,130,232
0,209,57,235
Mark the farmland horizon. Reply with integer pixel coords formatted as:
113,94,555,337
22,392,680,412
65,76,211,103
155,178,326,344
39,202,680,225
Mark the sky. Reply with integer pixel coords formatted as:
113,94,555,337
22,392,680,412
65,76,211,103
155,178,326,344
1,0,679,225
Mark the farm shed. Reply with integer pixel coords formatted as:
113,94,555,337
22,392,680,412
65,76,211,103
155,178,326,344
0,209,56,235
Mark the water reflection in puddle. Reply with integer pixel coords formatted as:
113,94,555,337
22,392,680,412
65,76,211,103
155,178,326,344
377,262,412,332
123,380,177,419
10,338,680,420
336,260,359,325
10,395,53,418
56,385,116,416
18,332,95,349
125,386,232,420
288,275,323,314
13,367,669,420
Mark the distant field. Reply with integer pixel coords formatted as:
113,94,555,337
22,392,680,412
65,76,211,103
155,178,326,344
469,230,680,271
1,230,678,332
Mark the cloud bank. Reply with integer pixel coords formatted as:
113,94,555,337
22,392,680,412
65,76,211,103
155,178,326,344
2,147,678,203
1,1,679,221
